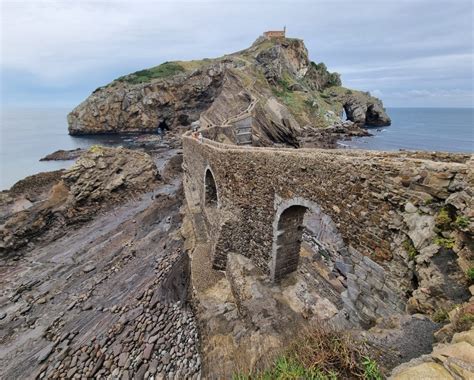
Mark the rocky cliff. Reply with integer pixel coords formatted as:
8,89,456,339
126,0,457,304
68,36,390,146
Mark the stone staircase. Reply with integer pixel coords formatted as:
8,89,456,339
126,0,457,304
198,92,258,146
234,120,252,145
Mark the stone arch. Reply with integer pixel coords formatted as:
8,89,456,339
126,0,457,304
204,166,218,208
270,196,346,283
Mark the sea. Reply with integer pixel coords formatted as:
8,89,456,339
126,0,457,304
0,107,473,190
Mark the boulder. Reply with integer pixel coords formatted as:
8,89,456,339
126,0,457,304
391,362,454,380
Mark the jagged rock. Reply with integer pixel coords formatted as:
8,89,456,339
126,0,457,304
403,212,435,250
343,94,391,126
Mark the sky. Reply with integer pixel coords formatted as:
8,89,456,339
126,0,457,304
1,0,473,108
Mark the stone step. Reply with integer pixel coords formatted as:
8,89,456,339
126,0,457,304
236,133,251,138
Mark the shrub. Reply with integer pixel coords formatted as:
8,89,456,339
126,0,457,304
362,357,383,380
453,309,474,333
455,215,470,229
434,237,455,249
327,72,342,87
432,309,449,323
435,208,452,229
234,325,383,379
403,239,418,260
467,267,474,284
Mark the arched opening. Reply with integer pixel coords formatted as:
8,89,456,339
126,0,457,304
204,169,218,207
158,120,169,130
271,198,348,290
271,205,308,282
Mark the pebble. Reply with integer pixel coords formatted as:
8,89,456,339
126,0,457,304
143,343,154,360
118,352,129,367
82,264,96,273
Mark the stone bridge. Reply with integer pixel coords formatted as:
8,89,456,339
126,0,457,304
182,129,472,326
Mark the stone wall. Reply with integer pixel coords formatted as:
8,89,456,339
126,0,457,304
182,135,472,325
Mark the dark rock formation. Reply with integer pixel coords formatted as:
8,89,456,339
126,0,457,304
40,148,86,161
344,94,391,126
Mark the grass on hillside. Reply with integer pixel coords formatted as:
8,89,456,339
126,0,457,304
233,325,383,380
115,62,185,85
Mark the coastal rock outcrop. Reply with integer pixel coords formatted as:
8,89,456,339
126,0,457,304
0,146,159,255
68,65,225,135
344,94,392,126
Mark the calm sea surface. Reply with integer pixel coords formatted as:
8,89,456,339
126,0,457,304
1,107,473,190
0,107,139,190
341,107,473,152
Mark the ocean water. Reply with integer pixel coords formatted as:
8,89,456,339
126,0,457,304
0,107,473,190
341,107,473,152
0,107,139,190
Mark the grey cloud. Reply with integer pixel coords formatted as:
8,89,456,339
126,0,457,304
1,0,472,107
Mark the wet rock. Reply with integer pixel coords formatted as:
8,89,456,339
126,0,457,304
40,148,86,161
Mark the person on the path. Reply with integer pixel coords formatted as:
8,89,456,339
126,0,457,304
157,125,164,142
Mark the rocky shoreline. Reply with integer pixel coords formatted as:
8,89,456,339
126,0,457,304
0,136,205,379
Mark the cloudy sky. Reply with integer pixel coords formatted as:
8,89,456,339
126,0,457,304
1,0,473,108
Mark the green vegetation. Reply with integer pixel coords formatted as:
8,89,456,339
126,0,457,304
467,267,474,284
434,236,455,249
233,356,338,380
89,145,104,154
454,310,474,333
362,357,383,380
233,325,383,380
115,62,185,85
435,207,452,229
309,61,341,87
432,309,449,323
403,239,418,260
272,78,320,123
455,215,470,229
272,78,292,98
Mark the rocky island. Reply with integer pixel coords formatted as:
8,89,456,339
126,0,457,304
68,35,390,147
1,32,472,380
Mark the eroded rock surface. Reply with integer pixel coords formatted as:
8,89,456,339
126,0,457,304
0,144,202,379
0,146,159,256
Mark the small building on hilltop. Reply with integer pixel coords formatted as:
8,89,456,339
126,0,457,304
263,26,286,39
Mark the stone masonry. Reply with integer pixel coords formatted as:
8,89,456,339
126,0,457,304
182,134,472,326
